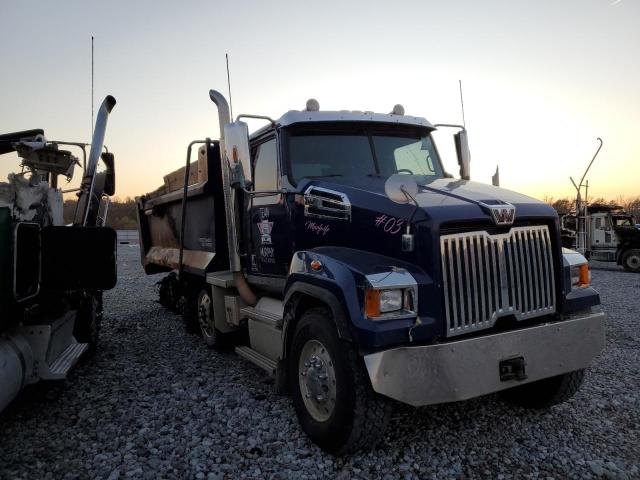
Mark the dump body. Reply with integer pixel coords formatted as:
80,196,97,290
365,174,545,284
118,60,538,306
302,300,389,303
137,142,229,276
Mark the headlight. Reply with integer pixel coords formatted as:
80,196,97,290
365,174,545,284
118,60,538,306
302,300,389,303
563,248,591,290
380,289,403,312
570,263,590,288
364,269,419,320
365,287,417,319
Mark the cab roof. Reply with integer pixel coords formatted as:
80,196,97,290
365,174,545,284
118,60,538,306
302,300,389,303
250,110,434,139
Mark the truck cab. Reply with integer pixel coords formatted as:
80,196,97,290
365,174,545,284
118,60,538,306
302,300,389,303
0,96,118,413
137,91,605,454
564,204,640,272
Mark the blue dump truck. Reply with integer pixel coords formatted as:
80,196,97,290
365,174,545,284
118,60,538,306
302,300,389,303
137,91,605,454
0,96,117,413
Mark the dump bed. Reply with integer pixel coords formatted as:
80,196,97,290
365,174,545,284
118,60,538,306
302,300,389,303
136,141,229,275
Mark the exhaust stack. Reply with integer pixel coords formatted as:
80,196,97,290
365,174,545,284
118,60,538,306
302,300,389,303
209,90,256,305
74,95,116,226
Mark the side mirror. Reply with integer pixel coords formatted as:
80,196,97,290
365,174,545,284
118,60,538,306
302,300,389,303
454,129,471,180
384,173,418,205
223,121,252,188
100,152,116,196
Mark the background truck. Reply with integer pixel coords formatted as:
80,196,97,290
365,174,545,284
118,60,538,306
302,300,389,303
0,96,118,413
560,204,640,272
137,90,605,454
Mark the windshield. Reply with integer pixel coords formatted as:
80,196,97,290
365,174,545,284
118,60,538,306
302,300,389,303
613,215,634,227
285,125,443,184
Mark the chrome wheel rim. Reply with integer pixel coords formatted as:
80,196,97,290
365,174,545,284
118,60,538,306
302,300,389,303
298,339,337,422
197,292,214,339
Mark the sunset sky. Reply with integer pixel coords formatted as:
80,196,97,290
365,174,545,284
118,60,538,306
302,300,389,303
1,0,638,202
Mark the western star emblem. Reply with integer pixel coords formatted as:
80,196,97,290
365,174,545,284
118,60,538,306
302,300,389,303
489,203,516,225
479,200,516,226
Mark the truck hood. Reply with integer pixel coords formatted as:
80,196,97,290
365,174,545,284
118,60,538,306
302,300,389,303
615,225,640,242
300,176,557,224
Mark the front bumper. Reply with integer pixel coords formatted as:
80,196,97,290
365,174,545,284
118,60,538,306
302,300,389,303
364,311,605,407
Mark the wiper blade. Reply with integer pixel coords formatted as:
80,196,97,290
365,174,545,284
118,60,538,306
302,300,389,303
306,174,343,178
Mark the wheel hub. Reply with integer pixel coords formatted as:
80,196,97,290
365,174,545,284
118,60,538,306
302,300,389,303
629,255,640,267
197,294,214,338
298,340,336,422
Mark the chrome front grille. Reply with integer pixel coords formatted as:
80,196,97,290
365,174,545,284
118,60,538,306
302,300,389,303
440,225,556,337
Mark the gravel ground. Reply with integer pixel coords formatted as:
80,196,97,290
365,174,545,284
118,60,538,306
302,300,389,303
0,246,638,479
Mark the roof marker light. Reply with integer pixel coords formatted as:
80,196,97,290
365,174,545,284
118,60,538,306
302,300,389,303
391,104,405,115
305,99,320,112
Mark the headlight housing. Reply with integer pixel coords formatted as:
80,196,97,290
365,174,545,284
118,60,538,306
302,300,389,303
570,263,590,288
563,248,590,290
365,286,417,320
364,268,419,320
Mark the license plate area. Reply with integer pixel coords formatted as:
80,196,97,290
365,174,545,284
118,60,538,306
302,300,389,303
499,356,527,381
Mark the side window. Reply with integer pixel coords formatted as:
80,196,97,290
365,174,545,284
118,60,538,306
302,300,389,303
595,217,602,230
252,138,279,206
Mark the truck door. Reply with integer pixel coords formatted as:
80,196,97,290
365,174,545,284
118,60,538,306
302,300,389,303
592,213,609,247
246,136,290,277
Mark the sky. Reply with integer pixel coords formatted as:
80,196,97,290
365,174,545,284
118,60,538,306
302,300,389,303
1,0,638,202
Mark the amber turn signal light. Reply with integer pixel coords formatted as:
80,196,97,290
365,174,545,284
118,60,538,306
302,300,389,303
578,263,590,287
364,289,381,317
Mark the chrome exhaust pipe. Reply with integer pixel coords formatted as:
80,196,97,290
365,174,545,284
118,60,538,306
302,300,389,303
209,89,239,272
209,90,256,305
74,95,116,225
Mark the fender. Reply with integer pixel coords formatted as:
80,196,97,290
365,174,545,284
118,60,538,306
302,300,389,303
283,247,440,351
283,251,360,353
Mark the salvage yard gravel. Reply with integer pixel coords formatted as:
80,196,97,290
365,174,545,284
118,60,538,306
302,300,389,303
0,246,638,479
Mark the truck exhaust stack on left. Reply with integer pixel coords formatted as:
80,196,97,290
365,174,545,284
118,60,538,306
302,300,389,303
0,96,118,413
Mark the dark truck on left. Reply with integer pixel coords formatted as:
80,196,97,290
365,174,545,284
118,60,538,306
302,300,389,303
0,96,117,413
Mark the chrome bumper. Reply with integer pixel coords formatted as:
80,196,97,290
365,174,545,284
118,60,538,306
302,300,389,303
364,311,605,407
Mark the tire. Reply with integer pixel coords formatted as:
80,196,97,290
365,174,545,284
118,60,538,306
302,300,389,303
158,272,179,311
74,293,101,355
288,307,392,455
621,249,640,273
197,288,225,348
182,289,201,335
499,369,585,409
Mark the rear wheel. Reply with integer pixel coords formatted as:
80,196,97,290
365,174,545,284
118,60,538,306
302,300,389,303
74,293,101,355
289,307,392,454
622,249,640,273
499,369,585,409
158,272,179,311
181,289,201,334
197,288,225,348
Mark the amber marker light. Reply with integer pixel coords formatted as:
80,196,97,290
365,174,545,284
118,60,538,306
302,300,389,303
310,259,323,271
364,289,381,318
578,263,590,287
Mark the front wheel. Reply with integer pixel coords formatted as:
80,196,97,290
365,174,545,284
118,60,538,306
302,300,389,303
289,307,392,454
499,369,585,409
622,249,640,273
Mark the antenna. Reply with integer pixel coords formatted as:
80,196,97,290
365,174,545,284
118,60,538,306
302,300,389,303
458,79,466,129
91,36,94,139
226,53,233,120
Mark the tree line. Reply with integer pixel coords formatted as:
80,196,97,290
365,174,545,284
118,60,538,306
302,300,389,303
543,196,640,219
63,197,138,230
62,195,640,231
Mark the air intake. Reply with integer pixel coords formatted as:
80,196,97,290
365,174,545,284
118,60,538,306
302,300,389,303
303,186,351,221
